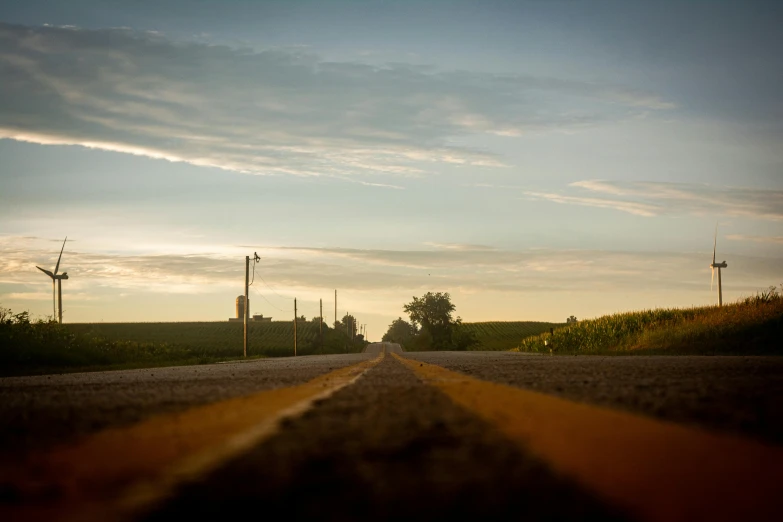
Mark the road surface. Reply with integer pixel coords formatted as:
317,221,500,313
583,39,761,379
1,344,782,521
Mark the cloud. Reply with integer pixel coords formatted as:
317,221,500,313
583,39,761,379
6,291,96,301
3,237,782,323
5,292,54,301
0,23,673,181
525,180,783,220
424,242,497,252
727,234,783,245
523,191,660,217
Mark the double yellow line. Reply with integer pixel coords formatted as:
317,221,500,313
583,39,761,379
4,350,782,522
1,352,384,522
395,354,783,522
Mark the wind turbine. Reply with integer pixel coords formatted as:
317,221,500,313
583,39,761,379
36,237,69,323
710,225,728,307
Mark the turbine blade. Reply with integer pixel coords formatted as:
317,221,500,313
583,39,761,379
36,266,55,278
54,237,67,275
712,224,717,265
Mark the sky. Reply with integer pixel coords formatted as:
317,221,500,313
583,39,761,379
1,0,781,340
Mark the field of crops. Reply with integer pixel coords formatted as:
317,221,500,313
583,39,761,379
63,320,558,355
461,321,562,351
516,290,783,355
65,321,330,358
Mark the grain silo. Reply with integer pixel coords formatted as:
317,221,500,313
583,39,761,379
235,295,245,319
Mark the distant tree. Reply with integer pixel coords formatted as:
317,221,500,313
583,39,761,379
382,317,418,347
452,317,481,351
335,313,358,338
403,292,456,351
566,315,578,324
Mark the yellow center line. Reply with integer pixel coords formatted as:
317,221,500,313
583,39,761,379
394,353,783,522
1,352,384,522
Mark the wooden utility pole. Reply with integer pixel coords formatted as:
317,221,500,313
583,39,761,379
334,289,337,327
319,298,323,350
293,298,298,356
244,255,249,358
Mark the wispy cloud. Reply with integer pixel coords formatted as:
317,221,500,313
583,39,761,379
6,291,97,301
424,242,497,252
0,23,674,181
727,234,783,245
524,180,783,220
522,191,660,217
3,237,782,323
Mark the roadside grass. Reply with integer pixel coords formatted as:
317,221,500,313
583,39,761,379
461,321,562,351
514,287,783,356
0,309,364,377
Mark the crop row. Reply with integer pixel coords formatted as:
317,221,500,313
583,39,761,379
461,321,560,351
65,321,320,357
516,293,783,355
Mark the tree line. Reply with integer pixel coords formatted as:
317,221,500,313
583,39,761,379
381,292,479,351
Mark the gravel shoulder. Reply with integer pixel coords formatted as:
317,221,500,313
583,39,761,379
404,351,783,444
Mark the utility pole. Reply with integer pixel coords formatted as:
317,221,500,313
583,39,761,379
319,298,323,350
293,298,298,356
334,289,337,327
244,255,249,358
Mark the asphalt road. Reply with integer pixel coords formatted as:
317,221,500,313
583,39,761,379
1,345,781,521
0,353,370,453
405,351,783,445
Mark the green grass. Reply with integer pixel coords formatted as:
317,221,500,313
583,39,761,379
64,321,317,358
514,289,783,356
460,321,562,351
0,308,363,376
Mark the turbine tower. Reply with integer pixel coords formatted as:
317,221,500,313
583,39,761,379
36,237,69,323
710,226,728,307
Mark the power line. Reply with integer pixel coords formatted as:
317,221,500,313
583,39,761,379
251,286,290,312
248,252,260,286
257,274,294,301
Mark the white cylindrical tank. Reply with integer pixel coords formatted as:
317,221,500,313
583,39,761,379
236,295,245,319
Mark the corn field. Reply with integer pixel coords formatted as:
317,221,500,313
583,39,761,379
517,288,783,355
460,321,560,351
